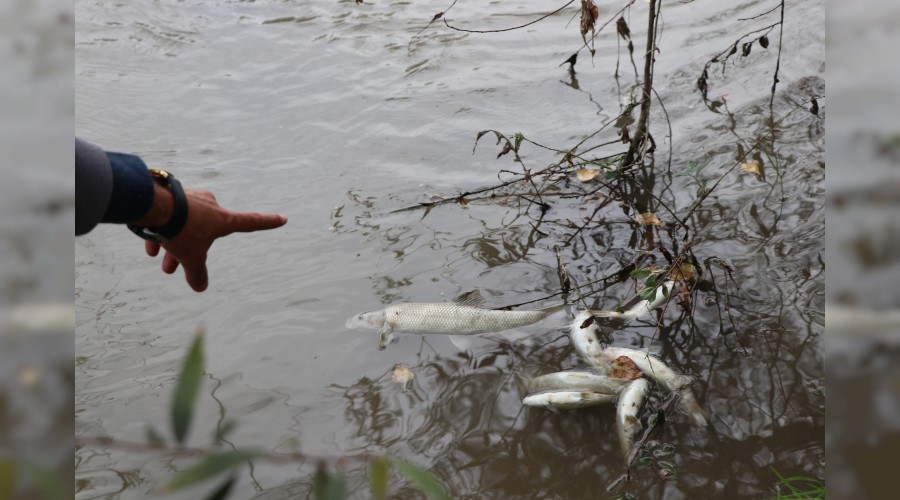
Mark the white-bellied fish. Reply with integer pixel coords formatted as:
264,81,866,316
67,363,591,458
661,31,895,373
602,346,708,426
569,281,678,367
346,290,565,350
522,390,616,410
570,310,610,368
527,370,631,395
589,280,677,322
616,378,650,457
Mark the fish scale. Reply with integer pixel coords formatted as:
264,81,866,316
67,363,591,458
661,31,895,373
384,303,555,335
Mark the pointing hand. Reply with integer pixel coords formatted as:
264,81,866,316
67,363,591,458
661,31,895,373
137,186,287,292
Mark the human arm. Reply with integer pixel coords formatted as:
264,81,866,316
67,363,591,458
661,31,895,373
75,138,288,292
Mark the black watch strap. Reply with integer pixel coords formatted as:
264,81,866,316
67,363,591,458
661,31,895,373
127,169,189,243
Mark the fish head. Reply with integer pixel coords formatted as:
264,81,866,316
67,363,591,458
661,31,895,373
345,309,386,330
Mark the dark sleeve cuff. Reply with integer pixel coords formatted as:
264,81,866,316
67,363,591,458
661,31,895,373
75,138,114,235
101,152,155,224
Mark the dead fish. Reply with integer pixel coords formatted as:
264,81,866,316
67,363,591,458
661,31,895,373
528,370,630,395
569,310,612,368
568,282,677,367
391,364,414,392
616,378,650,458
522,390,616,410
589,280,678,322
602,346,708,426
346,290,565,350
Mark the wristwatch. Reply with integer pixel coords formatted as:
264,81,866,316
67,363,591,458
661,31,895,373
127,169,189,243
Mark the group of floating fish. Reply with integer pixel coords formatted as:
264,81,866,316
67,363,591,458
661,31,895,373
346,280,708,461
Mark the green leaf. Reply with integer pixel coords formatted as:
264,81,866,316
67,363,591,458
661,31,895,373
630,269,652,279
18,461,66,500
162,450,259,493
657,460,677,477
0,458,15,500
204,473,237,500
368,456,389,500
638,287,657,301
313,463,347,500
146,425,166,447
514,132,524,152
172,329,205,445
394,460,449,500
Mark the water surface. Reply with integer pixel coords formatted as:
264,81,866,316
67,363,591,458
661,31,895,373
75,0,824,498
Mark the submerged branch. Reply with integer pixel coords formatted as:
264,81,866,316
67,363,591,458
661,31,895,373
623,0,659,166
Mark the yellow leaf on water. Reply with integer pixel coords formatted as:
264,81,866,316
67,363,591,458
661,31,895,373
18,365,40,387
575,168,601,182
635,212,662,226
740,160,762,176
392,364,414,392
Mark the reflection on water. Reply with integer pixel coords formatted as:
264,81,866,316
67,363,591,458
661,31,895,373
76,0,823,498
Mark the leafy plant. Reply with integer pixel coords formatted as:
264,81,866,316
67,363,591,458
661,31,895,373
769,465,825,499
76,329,449,499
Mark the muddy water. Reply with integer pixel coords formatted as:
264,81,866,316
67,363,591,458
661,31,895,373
75,0,824,498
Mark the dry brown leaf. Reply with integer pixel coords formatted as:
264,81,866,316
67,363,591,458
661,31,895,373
635,212,662,226
580,0,599,37
670,263,696,282
575,168,601,182
740,160,762,176
392,363,414,392
609,356,642,380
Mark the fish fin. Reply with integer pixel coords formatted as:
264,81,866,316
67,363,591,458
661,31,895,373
453,289,486,307
621,300,652,321
541,403,562,415
447,334,476,353
378,326,395,351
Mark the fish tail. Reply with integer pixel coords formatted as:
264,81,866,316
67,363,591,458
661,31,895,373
674,374,694,389
678,389,709,426
540,304,568,315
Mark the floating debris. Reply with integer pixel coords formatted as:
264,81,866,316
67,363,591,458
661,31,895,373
391,364,414,392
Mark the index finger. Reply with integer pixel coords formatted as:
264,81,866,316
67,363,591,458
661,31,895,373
226,212,288,233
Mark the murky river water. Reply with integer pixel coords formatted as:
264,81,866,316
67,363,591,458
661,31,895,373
75,0,824,498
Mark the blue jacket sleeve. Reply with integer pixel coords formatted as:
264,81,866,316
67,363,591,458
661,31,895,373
75,138,155,235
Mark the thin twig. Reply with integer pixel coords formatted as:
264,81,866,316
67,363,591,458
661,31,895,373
573,0,638,60
443,1,574,34
680,98,815,225
738,2,781,21
769,0,785,107
407,0,459,55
